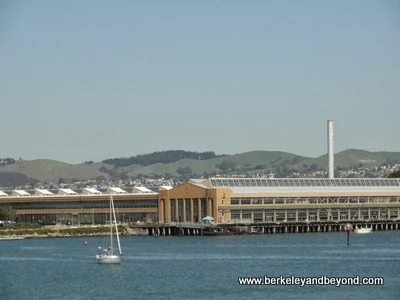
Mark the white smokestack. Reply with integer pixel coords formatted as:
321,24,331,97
327,120,334,179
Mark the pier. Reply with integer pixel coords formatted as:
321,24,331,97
130,219,400,236
130,222,211,236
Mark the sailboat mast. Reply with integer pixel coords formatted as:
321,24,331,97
110,193,122,255
109,193,113,254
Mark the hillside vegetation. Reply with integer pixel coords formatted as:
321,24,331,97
120,151,304,177
102,150,226,167
1,149,400,185
0,159,110,183
0,172,32,187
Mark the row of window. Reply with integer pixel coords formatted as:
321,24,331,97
19,212,158,225
230,208,398,213
230,196,400,205
231,207,399,222
0,200,158,210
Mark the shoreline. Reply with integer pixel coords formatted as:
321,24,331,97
0,225,139,239
0,232,138,240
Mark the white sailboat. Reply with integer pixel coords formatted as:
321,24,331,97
96,193,122,264
354,226,372,234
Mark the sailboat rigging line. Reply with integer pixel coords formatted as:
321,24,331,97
111,193,122,256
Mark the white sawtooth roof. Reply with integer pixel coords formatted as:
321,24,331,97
58,188,78,195
35,188,54,195
82,188,102,195
132,186,153,193
0,191,8,196
12,190,30,196
107,187,127,194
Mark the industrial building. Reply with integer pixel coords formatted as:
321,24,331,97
157,177,400,224
0,187,158,225
1,178,400,226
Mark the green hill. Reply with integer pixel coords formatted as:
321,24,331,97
1,149,400,183
0,159,111,183
291,149,400,171
121,151,305,176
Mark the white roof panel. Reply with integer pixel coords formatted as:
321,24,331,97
0,191,8,196
58,188,78,195
83,188,101,195
132,186,153,193
35,188,54,195
107,187,127,194
12,190,30,196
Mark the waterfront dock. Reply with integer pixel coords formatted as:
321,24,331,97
130,222,212,236
130,219,400,236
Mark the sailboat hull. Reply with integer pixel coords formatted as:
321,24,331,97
96,254,121,264
354,228,372,234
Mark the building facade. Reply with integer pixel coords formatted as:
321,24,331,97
2,178,400,225
0,191,158,225
158,178,400,224
157,180,229,223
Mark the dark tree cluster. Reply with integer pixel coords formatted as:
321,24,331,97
102,150,224,167
177,166,193,176
0,158,16,166
388,170,400,178
216,160,236,171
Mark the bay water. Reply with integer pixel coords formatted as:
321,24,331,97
1,231,399,299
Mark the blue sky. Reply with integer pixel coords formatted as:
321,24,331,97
0,0,399,163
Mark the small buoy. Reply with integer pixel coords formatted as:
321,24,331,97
84,241,88,245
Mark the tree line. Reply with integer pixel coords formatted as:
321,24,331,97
102,150,226,167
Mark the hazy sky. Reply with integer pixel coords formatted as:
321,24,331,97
0,0,399,163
